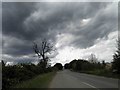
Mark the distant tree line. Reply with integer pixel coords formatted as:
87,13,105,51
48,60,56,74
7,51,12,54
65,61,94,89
64,58,105,72
54,63,63,70
64,39,120,76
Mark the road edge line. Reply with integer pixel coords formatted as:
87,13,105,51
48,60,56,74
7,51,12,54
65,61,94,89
82,82,100,90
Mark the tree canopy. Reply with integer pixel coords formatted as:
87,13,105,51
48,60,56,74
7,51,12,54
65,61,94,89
112,39,120,74
33,39,55,68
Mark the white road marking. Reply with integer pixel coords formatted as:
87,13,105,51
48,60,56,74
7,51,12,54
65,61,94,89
82,82,100,90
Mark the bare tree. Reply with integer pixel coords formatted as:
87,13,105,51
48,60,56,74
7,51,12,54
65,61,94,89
88,53,98,64
33,39,55,67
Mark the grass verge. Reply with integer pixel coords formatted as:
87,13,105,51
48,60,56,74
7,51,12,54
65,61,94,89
13,72,56,88
80,69,120,79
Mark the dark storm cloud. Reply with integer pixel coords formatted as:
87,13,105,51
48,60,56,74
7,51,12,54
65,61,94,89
2,2,117,60
2,2,36,40
2,35,34,56
3,2,109,41
51,2,117,48
23,2,110,43
71,6,117,48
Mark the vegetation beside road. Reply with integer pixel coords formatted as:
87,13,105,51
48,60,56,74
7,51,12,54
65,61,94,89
14,71,56,88
65,60,120,79
2,61,63,89
64,39,120,79
2,61,54,89
81,69,120,79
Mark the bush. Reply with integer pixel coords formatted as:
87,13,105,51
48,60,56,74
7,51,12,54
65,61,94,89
64,63,70,69
54,63,63,70
2,61,54,89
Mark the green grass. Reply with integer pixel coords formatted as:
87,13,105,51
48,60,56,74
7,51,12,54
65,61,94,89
14,72,56,88
82,69,120,79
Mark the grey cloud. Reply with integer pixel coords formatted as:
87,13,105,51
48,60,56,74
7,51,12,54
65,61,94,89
2,54,37,64
2,2,117,63
64,3,117,48
2,2,36,40
3,2,109,41
2,35,34,56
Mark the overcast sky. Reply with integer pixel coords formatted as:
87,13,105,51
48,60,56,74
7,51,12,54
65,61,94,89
2,2,118,65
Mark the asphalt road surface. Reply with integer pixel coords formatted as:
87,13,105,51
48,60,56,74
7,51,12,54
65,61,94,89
49,70,119,90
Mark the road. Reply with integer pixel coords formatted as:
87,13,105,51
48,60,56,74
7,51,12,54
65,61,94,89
49,70,119,90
